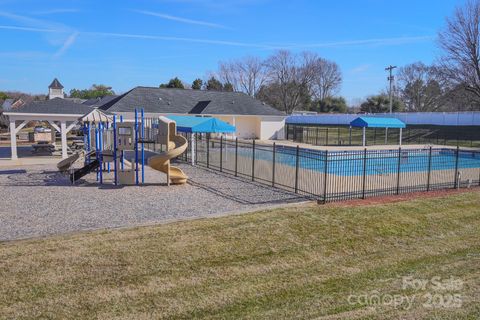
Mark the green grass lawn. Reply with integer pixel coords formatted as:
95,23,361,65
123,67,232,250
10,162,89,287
1,192,480,319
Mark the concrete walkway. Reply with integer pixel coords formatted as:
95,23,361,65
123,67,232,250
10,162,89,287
0,146,62,167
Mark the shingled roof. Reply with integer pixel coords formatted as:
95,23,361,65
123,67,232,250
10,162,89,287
48,78,64,89
98,87,284,116
82,95,118,106
7,98,94,115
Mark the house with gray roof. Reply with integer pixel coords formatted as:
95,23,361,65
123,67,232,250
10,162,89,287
8,98,94,115
82,95,118,107
3,82,286,161
98,87,286,139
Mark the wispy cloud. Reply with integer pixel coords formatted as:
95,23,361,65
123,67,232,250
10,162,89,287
84,31,272,48
0,22,268,48
0,11,66,31
0,11,79,57
0,11,74,45
133,10,228,29
31,9,79,15
157,0,270,11
283,36,434,49
0,11,434,52
0,24,57,33
0,25,434,50
54,32,79,58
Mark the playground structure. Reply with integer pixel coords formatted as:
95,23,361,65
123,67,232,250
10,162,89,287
57,109,188,186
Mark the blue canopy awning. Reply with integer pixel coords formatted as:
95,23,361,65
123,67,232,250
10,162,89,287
350,116,406,129
166,115,236,133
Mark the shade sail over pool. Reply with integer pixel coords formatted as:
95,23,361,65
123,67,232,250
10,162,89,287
166,115,236,133
350,117,406,129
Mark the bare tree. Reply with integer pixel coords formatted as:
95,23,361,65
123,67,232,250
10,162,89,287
438,0,480,101
311,58,342,101
262,50,318,114
397,62,446,111
442,84,480,111
218,56,267,96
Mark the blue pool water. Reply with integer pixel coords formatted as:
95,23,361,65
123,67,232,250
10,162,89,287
242,146,480,176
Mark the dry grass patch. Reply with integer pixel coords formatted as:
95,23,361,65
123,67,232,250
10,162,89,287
1,192,480,319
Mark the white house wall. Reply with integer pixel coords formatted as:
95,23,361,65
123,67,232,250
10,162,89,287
259,116,285,140
233,116,260,139
215,115,285,140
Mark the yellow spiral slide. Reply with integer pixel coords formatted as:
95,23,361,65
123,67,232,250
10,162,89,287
147,126,188,185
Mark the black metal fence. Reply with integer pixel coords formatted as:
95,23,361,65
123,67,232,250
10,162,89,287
286,124,480,148
182,134,480,202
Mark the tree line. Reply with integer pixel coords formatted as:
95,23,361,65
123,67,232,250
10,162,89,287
157,51,345,115
69,84,115,100
155,0,480,114
64,0,480,114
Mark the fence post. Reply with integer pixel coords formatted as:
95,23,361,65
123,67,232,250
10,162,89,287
272,142,276,187
206,134,210,168
252,139,255,181
113,116,117,185
220,135,223,172
427,147,433,191
294,145,300,193
315,128,319,145
235,137,238,177
195,133,198,165
396,147,402,195
454,146,460,189
349,126,352,146
362,148,367,199
323,150,328,202
326,128,329,146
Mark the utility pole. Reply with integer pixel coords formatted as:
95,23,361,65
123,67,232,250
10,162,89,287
385,65,397,113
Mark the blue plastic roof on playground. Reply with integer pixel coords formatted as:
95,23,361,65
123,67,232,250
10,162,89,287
167,115,236,133
350,117,406,129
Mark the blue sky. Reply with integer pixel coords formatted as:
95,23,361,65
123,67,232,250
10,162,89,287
0,0,464,103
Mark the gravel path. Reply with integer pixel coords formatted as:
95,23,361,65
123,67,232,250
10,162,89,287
0,162,306,241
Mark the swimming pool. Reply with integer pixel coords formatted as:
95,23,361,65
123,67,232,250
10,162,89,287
239,146,480,177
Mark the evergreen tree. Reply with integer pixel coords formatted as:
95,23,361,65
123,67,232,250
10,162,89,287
192,78,203,90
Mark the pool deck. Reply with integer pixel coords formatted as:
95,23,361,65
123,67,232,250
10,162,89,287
255,140,480,152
